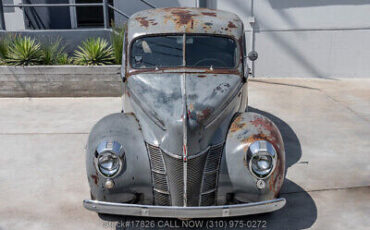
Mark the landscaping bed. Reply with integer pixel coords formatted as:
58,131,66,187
0,28,124,97
0,65,122,97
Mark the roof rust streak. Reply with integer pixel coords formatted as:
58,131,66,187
172,9,197,25
136,16,149,27
201,12,217,17
135,17,157,28
228,21,237,28
165,9,199,31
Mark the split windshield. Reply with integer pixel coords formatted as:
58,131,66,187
130,35,238,69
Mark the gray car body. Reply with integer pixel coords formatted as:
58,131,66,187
85,7,285,212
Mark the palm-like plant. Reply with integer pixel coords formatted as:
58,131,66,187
41,38,70,65
73,37,114,65
3,36,42,66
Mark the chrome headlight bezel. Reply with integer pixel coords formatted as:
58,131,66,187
94,141,125,178
247,140,277,179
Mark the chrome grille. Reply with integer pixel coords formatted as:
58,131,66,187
153,190,170,205
147,144,165,172
202,172,217,192
162,152,184,206
187,153,208,206
200,191,216,206
200,143,224,206
146,143,224,206
152,173,168,191
146,144,170,205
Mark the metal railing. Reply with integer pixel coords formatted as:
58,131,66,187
0,0,156,30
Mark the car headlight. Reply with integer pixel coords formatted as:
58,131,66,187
95,141,124,178
247,140,277,178
98,152,121,177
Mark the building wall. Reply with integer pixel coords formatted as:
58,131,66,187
3,0,25,30
216,0,370,78
22,0,71,29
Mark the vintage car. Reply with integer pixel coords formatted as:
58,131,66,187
83,7,285,218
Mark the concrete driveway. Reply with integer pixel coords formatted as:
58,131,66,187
0,78,369,230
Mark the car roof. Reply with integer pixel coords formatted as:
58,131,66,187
127,7,244,42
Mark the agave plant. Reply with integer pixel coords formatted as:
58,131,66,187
3,36,42,66
111,23,126,64
73,37,114,65
41,38,70,65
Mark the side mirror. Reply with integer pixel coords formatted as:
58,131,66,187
121,32,127,82
243,55,249,81
248,51,258,61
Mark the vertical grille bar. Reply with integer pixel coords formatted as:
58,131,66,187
146,143,224,206
146,144,170,205
186,153,208,206
162,153,184,206
200,143,224,206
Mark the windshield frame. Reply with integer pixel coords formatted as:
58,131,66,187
128,33,241,71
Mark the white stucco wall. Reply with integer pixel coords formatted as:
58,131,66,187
4,0,25,30
216,0,370,78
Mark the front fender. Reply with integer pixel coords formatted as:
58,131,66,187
225,112,285,202
86,113,152,204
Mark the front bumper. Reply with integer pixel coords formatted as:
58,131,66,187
83,198,286,218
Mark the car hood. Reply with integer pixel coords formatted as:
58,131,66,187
126,72,243,156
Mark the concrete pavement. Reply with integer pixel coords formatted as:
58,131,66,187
0,78,369,229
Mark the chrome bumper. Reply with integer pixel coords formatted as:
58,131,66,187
83,198,286,218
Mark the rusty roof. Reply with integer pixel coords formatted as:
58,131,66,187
127,8,244,42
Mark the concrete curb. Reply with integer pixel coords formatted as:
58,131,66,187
0,65,122,97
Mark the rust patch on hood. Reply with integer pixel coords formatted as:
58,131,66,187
188,106,213,123
197,107,212,121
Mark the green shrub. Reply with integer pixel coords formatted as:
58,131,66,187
111,23,125,64
56,53,72,65
41,38,70,65
3,36,42,66
73,37,114,65
0,36,11,62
